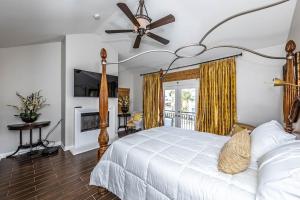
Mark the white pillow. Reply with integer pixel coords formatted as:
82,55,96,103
256,141,300,200
251,120,295,162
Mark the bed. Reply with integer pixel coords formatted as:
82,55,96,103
90,127,257,200
91,32,300,200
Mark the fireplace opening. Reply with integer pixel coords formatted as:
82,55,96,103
81,112,109,132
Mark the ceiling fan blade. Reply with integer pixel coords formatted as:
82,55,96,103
146,32,169,45
133,35,142,49
117,3,140,28
105,30,134,34
146,14,175,30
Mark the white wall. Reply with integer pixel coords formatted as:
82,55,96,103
129,44,285,127
0,42,62,155
118,69,144,112
63,34,118,148
118,69,143,113
61,38,66,146
133,74,144,112
236,44,284,126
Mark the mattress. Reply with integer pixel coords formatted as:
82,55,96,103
90,127,257,200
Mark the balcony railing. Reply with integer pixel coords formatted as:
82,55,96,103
164,110,196,130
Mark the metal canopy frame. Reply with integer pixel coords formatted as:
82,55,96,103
106,0,290,76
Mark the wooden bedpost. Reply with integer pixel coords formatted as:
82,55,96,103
296,51,300,95
98,48,109,161
284,40,297,133
97,48,109,196
159,69,164,126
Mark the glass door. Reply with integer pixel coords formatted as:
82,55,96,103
164,88,176,127
164,80,198,130
178,87,197,130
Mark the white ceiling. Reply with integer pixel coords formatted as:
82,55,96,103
0,0,297,73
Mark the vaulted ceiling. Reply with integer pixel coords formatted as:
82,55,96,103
0,0,297,73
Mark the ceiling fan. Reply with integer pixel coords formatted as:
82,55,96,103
105,0,175,49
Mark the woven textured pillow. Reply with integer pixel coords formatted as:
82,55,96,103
229,123,255,136
229,124,246,136
218,129,251,174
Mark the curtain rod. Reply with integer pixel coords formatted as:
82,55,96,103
140,53,243,76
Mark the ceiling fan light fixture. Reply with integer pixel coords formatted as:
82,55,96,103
105,0,175,48
133,0,151,32
134,16,151,32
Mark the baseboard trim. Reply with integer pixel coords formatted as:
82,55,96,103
70,143,99,155
60,143,73,152
0,141,62,160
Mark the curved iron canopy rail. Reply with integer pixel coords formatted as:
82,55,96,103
140,53,243,76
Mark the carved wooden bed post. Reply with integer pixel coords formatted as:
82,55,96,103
98,48,109,195
98,48,109,161
284,40,297,133
159,69,164,126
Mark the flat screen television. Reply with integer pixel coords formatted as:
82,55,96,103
74,69,118,97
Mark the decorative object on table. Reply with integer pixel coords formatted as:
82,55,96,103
118,95,129,113
8,90,49,123
127,112,143,131
118,88,130,113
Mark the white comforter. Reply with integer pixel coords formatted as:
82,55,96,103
90,127,257,200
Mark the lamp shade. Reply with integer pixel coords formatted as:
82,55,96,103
273,78,286,86
273,77,300,88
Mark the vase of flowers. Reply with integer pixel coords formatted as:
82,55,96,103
118,96,129,113
8,91,48,123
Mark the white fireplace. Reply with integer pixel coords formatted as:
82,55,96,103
71,102,117,155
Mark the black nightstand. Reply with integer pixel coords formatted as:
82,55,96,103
118,113,131,130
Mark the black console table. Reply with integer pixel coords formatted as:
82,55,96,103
7,121,51,158
118,113,131,131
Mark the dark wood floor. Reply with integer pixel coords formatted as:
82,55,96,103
0,148,120,200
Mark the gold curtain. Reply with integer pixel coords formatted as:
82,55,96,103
143,73,162,129
196,57,237,135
